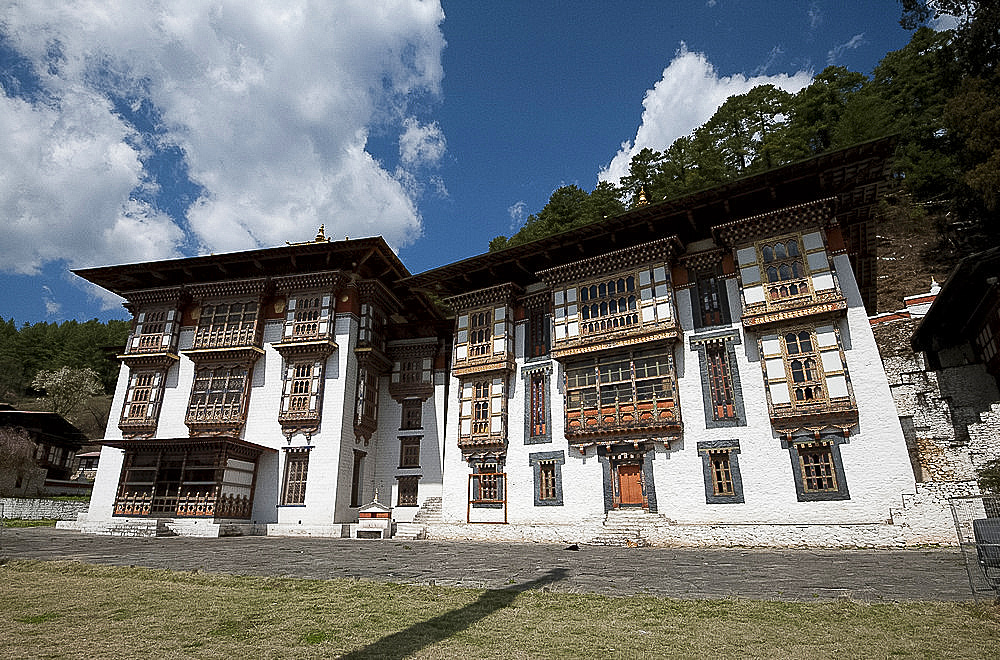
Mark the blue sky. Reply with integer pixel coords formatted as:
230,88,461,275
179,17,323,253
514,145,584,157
0,1,928,326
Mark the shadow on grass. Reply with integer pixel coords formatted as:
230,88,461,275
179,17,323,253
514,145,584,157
339,567,568,659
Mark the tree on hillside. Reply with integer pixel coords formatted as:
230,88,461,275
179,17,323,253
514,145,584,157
0,426,44,496
31,367,102,419
490,184,626,251
786,66,869,154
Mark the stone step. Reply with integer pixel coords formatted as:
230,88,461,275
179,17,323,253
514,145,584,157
393,522,426,540
413,497,443,523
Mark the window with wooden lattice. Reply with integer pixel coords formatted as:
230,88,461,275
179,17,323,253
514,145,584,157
399,436,421,468
783,330,824,403
281,450,309,505
697,441,744,504
121,370,164,425
706,343,736,420
397,475,419,507
400,399,422,430
187,365,248,424
469,309,492,357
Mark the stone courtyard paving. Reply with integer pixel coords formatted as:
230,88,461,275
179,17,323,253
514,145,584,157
0,527,974,601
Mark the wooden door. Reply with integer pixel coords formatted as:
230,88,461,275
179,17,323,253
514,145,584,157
618,463,643,506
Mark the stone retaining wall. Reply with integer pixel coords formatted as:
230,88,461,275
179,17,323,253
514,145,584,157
1,497,89,521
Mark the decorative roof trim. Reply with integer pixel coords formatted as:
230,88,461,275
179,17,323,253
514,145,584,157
537,236,682,286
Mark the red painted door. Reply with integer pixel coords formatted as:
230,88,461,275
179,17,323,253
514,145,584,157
618,464,643,506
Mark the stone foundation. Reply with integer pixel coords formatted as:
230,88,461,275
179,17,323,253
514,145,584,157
1,497,89,521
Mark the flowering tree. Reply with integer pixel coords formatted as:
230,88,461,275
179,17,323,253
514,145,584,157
31,367,102,418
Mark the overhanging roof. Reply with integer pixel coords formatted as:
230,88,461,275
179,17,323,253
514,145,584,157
911,245,1000,352
74,235,443,322
403,137,897,311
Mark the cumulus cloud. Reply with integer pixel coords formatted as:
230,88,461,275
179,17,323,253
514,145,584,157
0,0,446,274
827,33,866,65
599,44,813,185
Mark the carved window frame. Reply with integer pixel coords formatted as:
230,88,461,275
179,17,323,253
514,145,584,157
784,434,850,501
522,363,553,445
760,324,853,415
397,475,419,507
128,307,178,353
281,448,310,506
399,436,421,468
186,364,250,425
193,299,259,349
280,358,325,418
697,440,744,504
690,331,745,428
400,399,422,430
529,450,565,506
692,268,731,329
121,369,165,426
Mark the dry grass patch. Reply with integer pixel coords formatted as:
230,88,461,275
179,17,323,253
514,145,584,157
0,560,997,659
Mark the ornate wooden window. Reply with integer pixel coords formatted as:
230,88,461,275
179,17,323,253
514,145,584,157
697,441,744,503
355,367,379,426
578,275,638,335
784,330,823,402
706,343,736,420
281,450,309,505
121,370,164,426
129,308,176,353
529,373,546,438
400,399,422,430
695,271,730,328
469,310,492,357
527,305,550,358
759,237,811,304
564,348,676,437
975,302,1000,377
358,303,386,352
798,444,837,492
709,451,734,496
187,365,248,424
399,437,421,468
280,359,324,419
193,301,259,349
472,380,490,434
474,462,501,501
400,359,422,384
397,475,419,507
292,297,321,336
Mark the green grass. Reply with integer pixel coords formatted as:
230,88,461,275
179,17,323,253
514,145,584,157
0,519,57,528
0,560,997,659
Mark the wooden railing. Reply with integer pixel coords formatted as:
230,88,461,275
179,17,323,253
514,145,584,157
565,399,676,437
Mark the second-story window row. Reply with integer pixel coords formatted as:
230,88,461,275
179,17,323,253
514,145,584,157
292,297,321,336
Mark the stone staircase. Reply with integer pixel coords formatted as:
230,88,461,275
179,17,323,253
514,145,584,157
589,509,664,546
393,497,442,540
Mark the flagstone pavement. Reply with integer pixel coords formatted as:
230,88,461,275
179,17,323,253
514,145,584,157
0,526,975,601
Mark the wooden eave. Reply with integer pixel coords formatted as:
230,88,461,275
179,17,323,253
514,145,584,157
402,137,896,313
911,245,1000,353
73,236,444,324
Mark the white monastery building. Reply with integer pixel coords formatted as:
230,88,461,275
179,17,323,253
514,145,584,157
70,137,953,546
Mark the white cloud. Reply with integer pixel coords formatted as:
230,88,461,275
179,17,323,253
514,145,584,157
599,44,813,185
41,286,61,316
827,33,866,65
0,0,446,272
399,117,446,168
507,200,528,232
808,2,823,31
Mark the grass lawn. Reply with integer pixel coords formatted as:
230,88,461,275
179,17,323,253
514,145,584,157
1,560,997,659
0,519,57,528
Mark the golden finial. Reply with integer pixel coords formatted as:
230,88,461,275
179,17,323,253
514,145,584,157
637,186,649,206
315,225,328,242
